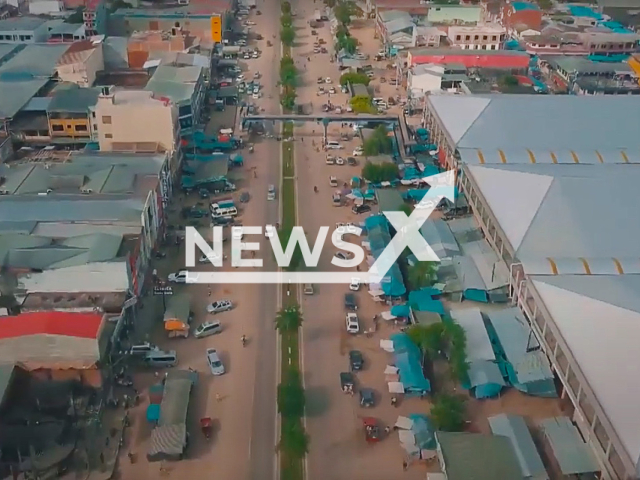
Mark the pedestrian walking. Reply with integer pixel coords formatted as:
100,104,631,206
402,460,408,471
100,453,105,465
216,393,222,402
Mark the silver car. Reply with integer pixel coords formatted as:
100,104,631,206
194,321,222,338
207,348,225,375
206,300,233,314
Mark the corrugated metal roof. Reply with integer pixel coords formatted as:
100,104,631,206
488,414,548,480
0,198,144,223
0,311,102,339
428,95,640,150
21,96,52,112
47,87,100,113
530,275,640,462
420,219,460,259
468,360,505,388
436,431,523,480
450,307,495,362
385,17,414,34
539,417,599,475
465,164,640,261
17,262,130,293
375,189,404,212
459,148,640,165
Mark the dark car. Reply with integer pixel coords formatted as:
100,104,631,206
347,156,357,166
344,293,358,311
181,206,208,219
359,388,375,408
349,350,364,371
240,191,250,203
199,188,210,199
352,204,371,215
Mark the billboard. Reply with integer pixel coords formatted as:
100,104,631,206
211,15,222,43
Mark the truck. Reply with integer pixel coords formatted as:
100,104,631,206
211,199,238,218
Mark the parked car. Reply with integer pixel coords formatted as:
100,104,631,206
232,226,244,240
199,252,224,264
240,191,250,203
267,184,276,200
303,283,314,295
329,176,339,186
335,251,353,261
317,77,324,84
349,350,364,370
168,270,189,283
265,224,276,237
206,348,225,375
352,148,363,156
194,320,222,338
325,77,332,84
206,300,233,314
344,293,358,311
350,278,361,291
346,313,360,334
347,156,357,166
359,388,375,407
130,342,161,356
352,204,371,214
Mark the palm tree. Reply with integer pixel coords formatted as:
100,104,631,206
279,418,309,459
407,261,438,290
275,304,303,333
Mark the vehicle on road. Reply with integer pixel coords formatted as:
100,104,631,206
206,300,233,314
325,77,332,83
360,388,375,407
352,147,363,156
347,156,357,166
200,417,213,440
363,417,382,443
340,371,355,394
181,206,208,219
317,77,324,84
352,204,371,214
194,320,222,338
303,283,314,295
329,87,336,94
168,270,189,283
130,342,160,356
346,312,360,334
143,350,177,368
206,348,225,375
240,191,250,203
265,224,276,237
350,278,361,291
232,226,244,240
349,350,364,371
329,176,338,186
345,293,358,311
335,251,354,261
332,192,342,206
267,184,276,200
199,252,225,263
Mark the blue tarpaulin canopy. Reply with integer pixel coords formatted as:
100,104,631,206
364,215,406,296
391,304,411,318
391,333,430,394
403,167,422,180
147,403,160,422
408,289,445,314
404,189,430,201
409,414,436,450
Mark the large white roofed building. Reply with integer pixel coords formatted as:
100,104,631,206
425,94,640,480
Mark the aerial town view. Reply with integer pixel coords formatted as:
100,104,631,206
0,0,639,477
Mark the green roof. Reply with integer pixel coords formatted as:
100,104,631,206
436,431,523,480
375,189,405,212
47,86,100,113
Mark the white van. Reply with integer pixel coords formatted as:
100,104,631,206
211,204,238,218
219,128,233,135
267,184,276,200
143,351,177,368
326,141,343,150
332,193,342,206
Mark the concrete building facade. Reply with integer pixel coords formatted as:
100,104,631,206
55,39,104,88
447,24,506,50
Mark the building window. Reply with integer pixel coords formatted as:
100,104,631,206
174,21,180,27
102,115,112,124
490,45,496,50
51,124,64,132
91,111,96,118
483,35,488,40
491,35,497,41
465,35,470,41
93,124,98,130
455,35,461,41
105,133,113,138
474,35,479,40
75,124,88,132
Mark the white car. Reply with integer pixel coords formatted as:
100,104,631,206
252,92,261,99
329,87,336,94
232,226,244,240
206,300,233,314
325,77,332,84
335,251,354,261
194,321,222,338
346,313,360,334
245,20,256,26
329,176,338,186
265,224,276,237
350,278,361,291
199,252,225,263
207,348,225,375
346,223,360,234
352,148,363,156
168,270,188,283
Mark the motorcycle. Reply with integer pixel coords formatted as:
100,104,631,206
314,186,318,193
241,336,247,347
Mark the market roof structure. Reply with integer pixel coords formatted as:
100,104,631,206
539,417,599,476
450,308,495,362
427,95,640,153
463,164,640,269
488,414,548,480
436,431,523,480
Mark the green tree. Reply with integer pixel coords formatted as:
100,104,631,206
280,25,295,46
279,418,309,458
334,1,352,25
499,75,519,87
407,261,438,290
431,393,466,432
407,323,446,358
281,13,293,27
336,34,358,54
275,304,304,333
349,95,375,114
324,0,336,7
444,320,469,383
340,72,370,86
363,125,393,155
278,368,306,417
399,203,413,216
537,0,552,9
361,161,399,183
281,0,291,14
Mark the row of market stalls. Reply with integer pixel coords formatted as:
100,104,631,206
147,370,198,462
362,215,406,298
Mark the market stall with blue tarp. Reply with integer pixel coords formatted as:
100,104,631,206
464,360,506,399
391,304,411,318
409,414,436,450
364,215,406,297
408,290,445,315
390,333,430,395
147,404,160,423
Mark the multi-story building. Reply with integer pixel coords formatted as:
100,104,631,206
408,48,530,70
83,0,107,35
55,39,104,88
93,87,180,153
47,23,87,43
28,0,64,15
47,86,100,143
144,64,206,133
502,1,543,35
447,24,506,50
0,17,50,43
427,5,482,25
110,7,227,43
127,28,196,69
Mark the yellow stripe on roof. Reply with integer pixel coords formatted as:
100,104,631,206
476,150,486,164
595,150,604,164
570,151,580,164
526,149,536,164
579,258,592,275
550,152,558,164
547,258,558,275
621,151,630,163
612,258,624,274
498,150,507,164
